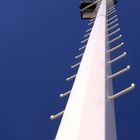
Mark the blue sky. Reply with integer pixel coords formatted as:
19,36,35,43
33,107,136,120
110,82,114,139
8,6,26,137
0,0,139,140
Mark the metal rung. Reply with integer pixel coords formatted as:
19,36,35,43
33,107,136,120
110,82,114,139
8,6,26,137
108,28,120,37
107,1,114,4
107,52,126,64
107,9,116,15
107,2,114,6
90,15,96,19
79,45,86,51
107,10,116,17
107,5,115,9
108,83,135,100
88,21,94,26
107,42,124,53
107,65,130,79
107,15,117,22
107,3,114,6
108,19,118,27
66,74,77,81
75,53,84,59
71,62,81,69
107,8,116,14
107,9,116,14
80,0,101,12
86,28,92,32
107,8,115,13
107,0,114,4
107,4,115,9
107,4,114,8
84,32,91,38
81,38,89,44
107,10,116,16
108,35,122,44
60,90,71,98
90,15,97,19
107,7,115,12
92,11,97,15
107,23,119,32
50,111,64,120
89,18,95,22
89,13,97,19
93,9,98,13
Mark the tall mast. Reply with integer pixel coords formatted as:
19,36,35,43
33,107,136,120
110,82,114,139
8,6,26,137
50,0,135,139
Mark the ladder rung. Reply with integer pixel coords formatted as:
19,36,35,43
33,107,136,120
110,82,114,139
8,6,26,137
107,7,115,12
107,65,130,79
79,45,86,51
107,2,114,6
107,4,115,9
89,18,95,22
107,42,124,53
108,19,118,27
107,1,114,4
107,1,114,5
89,12,97,19
71,62,81,69
50,111,64,120
107,52,126,64
108,28,120,37
90,16,96,20
60,90,71,98
107,2,114,5
84,32,91,38
75,53,84,59
107,8,116,14
107,5,115,10
88,21,94,26
107,10,116,16
107,23,119,32
81,38,89,44
66,74,77,81
108,34,122,44
108,83,135,100
107,8,116,15
92,11,97,15
106,15,117,22
93,9,98,13
86,28,92,32
90,15,97,19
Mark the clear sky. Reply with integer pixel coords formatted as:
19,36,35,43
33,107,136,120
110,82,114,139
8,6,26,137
0,0,139,140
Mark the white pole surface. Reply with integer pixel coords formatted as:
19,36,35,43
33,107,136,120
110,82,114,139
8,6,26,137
55,0,117,139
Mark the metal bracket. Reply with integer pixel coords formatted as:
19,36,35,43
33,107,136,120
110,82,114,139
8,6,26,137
108,83,135,100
